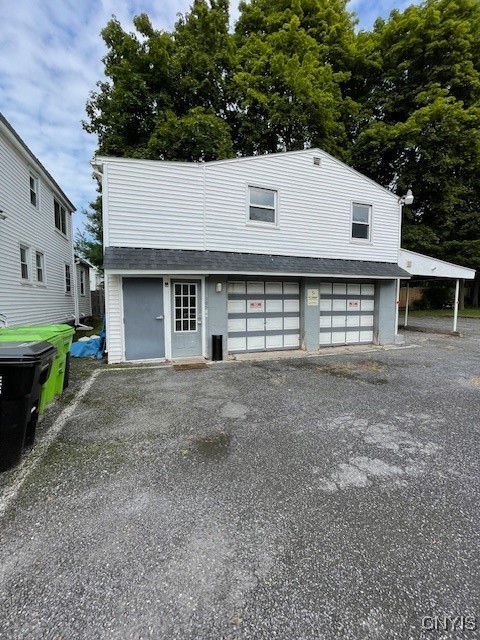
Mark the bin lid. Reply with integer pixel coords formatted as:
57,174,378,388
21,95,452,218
1,327,62,344
0,340,56,364
8,324,75,340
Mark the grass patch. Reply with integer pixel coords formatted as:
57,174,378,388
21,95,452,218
404,308,480,318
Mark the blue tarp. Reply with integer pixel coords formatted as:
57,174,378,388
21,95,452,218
70,318,105,359
70,337,103,359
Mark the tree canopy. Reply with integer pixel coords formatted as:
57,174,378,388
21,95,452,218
81,0,480,301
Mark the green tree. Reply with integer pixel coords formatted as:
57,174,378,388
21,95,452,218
76,194,103,269
233,0,357,157
351,0,480,296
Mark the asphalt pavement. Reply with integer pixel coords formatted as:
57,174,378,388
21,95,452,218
0,322,479,639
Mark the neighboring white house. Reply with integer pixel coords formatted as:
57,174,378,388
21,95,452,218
75,254,93,319
0,113,91,327
95,149,475,363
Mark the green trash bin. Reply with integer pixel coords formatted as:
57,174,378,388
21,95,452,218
0,324,74,413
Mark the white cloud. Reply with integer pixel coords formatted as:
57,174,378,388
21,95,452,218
0,0,413,237
0,0,191,236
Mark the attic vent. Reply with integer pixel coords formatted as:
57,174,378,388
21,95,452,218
313,156,321,166
406,260,412,268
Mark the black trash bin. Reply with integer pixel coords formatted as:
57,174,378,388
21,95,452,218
0,341,56,472
212,335,223,361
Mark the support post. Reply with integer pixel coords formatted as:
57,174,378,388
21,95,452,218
395,279,400,335
453,278,460,333
404,282,410,327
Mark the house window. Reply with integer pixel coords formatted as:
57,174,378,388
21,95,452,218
54,199,67,235
30,175,39,208
65,264,71,293
20,245,30,280
35,252,45,283
352,203,371,240
249,186,276,224
80,268,86,295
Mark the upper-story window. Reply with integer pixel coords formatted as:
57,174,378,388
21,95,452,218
20,245,30,280
249,186,277,225
29,174,39,208
352,203,371,241
54,199,67,236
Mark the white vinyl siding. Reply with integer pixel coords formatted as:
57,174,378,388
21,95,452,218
0,123,76,325
105,161,204,250
102,150,400,264
105,274,123,363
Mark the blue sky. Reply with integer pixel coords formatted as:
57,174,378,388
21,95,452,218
0,0,413,238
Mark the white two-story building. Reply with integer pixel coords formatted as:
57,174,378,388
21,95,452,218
0,113,91,327
95,149,474,363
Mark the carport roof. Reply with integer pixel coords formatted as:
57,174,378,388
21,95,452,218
399,248,476,279
104,247,410,279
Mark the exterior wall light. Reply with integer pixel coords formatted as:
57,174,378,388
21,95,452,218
399,189,414,205
215,282,223,293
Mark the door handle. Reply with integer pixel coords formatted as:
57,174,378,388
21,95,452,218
155,315,164,320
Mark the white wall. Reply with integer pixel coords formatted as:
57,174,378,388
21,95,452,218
0,131,76,326
102,149,401,264
105,274,123,362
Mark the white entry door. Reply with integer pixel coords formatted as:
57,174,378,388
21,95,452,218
171,281,203,357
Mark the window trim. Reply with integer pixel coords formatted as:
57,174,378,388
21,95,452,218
20,243,31,282
351,202,372,243
54,198,68,237
35,251,45,285
246,185,278,228
29,173,39,209
65,263,72,294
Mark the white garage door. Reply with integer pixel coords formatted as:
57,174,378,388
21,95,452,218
319,283,375,346
228,280,300,352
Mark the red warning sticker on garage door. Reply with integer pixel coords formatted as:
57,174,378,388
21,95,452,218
249,301,264,311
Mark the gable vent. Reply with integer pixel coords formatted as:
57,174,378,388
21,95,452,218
313,156,321,166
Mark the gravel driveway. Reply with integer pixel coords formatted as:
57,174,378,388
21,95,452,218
1,324,479,639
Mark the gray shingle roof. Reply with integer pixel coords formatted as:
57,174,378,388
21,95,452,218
104,247,410,278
